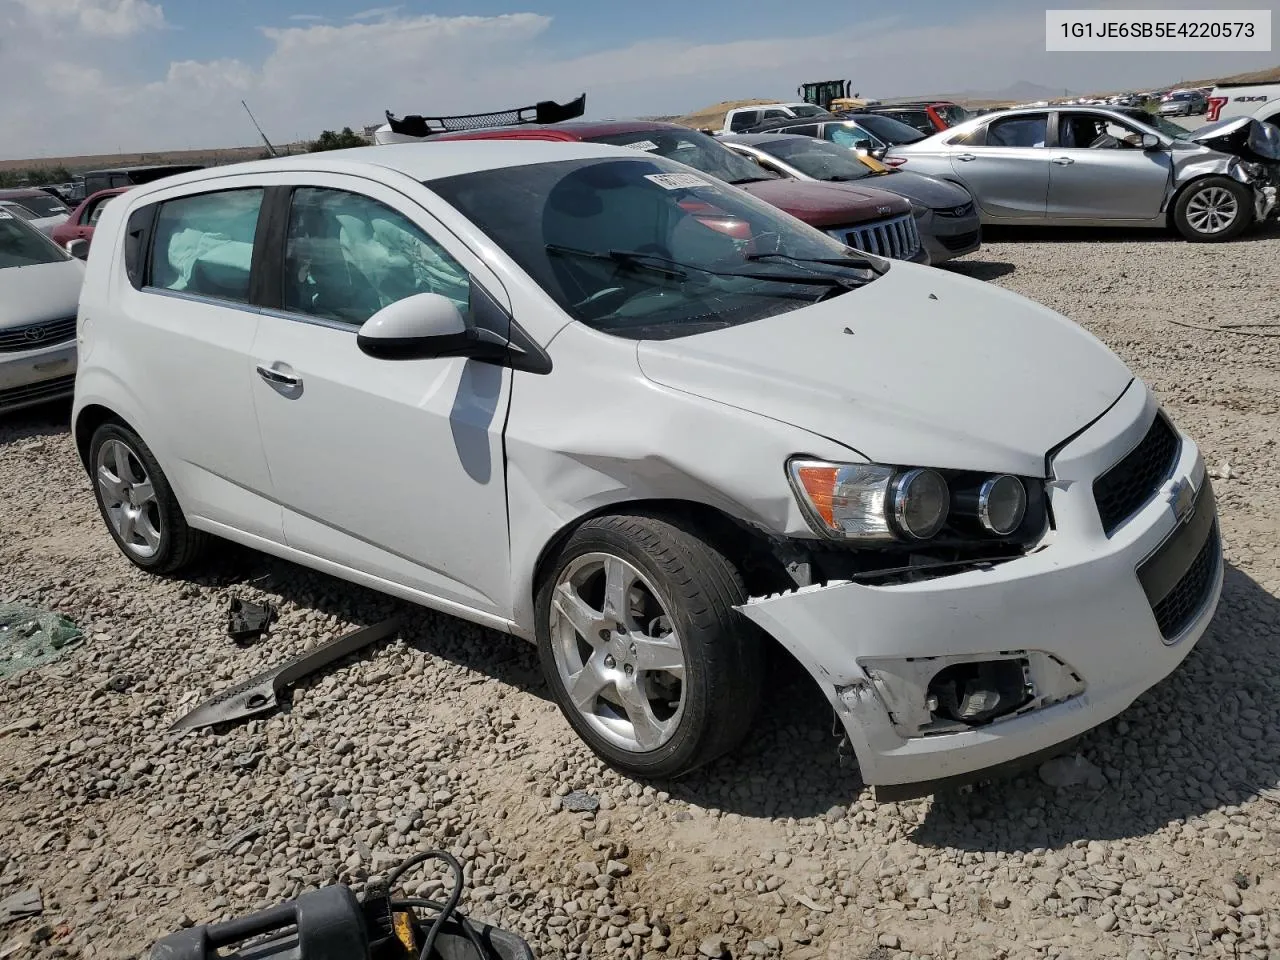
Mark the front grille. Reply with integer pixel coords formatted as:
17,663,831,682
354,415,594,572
828,212,921,261
1151,521,1220,640
935,202,975,218
938,230,980,251
0,317,77,353
1092,413,1180,536
0,374,76,410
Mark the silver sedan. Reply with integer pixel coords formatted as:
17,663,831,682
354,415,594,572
0,211,83,414
886,106,1276,242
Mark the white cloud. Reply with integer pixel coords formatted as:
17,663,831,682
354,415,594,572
287,13,327,21
12,0,163,36
0,3,1274,160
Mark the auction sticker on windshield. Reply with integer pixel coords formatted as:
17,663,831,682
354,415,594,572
645,173,711,190
626,140,661,152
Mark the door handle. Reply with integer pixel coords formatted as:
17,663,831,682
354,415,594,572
1052,157,1075,165
955,153,976,162
256,364,301,388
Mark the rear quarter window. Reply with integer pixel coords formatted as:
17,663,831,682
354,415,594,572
148,188,264,304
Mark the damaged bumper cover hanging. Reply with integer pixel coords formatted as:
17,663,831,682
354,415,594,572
735,383,1223,797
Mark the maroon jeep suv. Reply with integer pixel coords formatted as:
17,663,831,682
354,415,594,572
433,120,927,263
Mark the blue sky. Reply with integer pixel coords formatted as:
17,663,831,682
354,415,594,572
0,0,1273,159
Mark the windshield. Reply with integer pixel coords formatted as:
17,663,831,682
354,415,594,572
586,129,780,185
427,156,880,340
789,104,828,118
849,114,927,144
1116,109,1192,141
0,203,36,221
8,193,69,218
0,212,71,268
939,105,969,126
759,138,882,181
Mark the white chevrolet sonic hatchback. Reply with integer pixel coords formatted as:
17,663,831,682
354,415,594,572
73,141,1222,794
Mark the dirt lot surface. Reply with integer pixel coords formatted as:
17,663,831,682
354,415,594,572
2,222,1279,960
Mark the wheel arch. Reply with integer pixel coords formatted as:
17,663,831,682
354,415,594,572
1164,172,1243,225
73,403,137,472
530,498,793,614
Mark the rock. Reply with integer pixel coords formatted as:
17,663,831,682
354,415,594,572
877,934,900,950
1096,912,1119,932
561,791,600,813
1038,755,1106,789
698,936,726,958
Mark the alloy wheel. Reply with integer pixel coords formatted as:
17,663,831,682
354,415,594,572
95,438,163,559
1185,187,1239,235
548,552,686,753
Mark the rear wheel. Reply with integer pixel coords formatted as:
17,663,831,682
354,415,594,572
535,513,765,779
89,422,208,574
1173,176,1253,242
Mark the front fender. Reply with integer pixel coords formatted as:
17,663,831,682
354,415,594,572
502,323,860,636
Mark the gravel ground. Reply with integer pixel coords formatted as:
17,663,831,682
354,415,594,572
2,221,1279,960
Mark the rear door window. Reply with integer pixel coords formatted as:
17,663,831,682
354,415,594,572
729,110,759,132
149,188,264,303
985,114,1049,148
778,123,820,137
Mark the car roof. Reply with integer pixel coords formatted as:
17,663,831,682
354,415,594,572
0,188,50,198
118,139,651,201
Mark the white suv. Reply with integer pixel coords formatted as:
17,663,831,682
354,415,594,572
73,141,1222,795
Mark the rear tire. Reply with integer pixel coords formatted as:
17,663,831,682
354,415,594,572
1173,176,1253,242
89,422,208,574
535,513,765,779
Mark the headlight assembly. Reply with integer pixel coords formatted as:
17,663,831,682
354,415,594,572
787,458,1042,544
788,460,948,542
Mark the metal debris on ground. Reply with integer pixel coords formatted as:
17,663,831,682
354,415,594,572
560,790,600,813
226,597,277,644
0,887,42,925
0,605,83,678
170,618,402,732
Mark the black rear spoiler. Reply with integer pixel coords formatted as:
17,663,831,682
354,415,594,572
385,93,586,138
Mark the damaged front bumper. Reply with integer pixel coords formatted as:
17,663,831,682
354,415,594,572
736,383,1224,793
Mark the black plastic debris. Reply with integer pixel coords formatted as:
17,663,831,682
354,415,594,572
227,597,277,644
171,618,402,732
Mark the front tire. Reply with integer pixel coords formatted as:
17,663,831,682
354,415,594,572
1173,176,1253,242
535,513,765,779
89,422,208,574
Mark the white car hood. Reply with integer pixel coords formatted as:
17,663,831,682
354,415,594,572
635,263,1132,477
0,259,84,329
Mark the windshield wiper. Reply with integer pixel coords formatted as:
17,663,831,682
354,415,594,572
727,176,776,185
745,251,886,274
546,244,872,290
547,243,692,279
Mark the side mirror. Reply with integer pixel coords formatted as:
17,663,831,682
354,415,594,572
870,146,887,159
357,292,501,361
66,238,89,260
1141,133,1161,150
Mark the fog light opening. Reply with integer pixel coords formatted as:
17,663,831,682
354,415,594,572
927,659,1033,726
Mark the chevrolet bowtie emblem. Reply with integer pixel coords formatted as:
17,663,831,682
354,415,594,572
1170,478,1196,525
